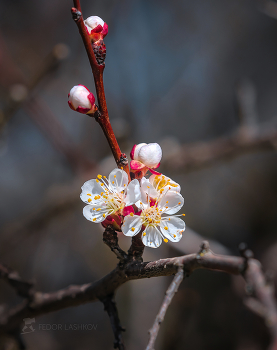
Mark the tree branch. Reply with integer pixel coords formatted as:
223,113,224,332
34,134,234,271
146,266,184,350
2,241,276,343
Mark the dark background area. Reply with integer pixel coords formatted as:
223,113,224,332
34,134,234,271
1,0,277,349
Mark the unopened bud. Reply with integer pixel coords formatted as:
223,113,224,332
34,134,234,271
131,143,162,168
68,85,96,114
84,16,108,42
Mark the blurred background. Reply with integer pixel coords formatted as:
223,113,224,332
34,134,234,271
1,0,277,349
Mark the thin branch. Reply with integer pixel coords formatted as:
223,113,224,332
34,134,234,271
101,293,126,350
146,267,184,350
71,2,131,180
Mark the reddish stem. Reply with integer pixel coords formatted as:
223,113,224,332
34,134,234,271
71,2,130,181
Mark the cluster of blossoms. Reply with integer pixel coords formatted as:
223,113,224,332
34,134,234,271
68,15,186,249
81,143,185,248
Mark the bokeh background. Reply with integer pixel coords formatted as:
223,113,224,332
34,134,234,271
1,0,277,349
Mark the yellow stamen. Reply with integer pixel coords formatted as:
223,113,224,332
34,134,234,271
97,208,101,211
143,232,146,236
87,193,91,196
114,175,116,178
97,174,102,179
173,234,176,238
96,179,99,183
103,214,106,218
131,227,135,232
164,238,168,243
101,192,104,196
130,213,134,217
93,218,96,222
93,208,95,211
112,181,115,184
182,214,186,216
88,198,92,203
101,183,104,186
178,202,181,205
164,226,168,230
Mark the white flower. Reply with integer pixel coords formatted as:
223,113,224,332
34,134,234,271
81,169,141,223
139,176,180,206
84,16,109,42
122,180,185,248
130,143,162,174
68,85,96,114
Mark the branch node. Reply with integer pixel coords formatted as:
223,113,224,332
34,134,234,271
117,153,129,167
92,40,107,66
196,240,210,259
238,242,254,274
71,7,82,21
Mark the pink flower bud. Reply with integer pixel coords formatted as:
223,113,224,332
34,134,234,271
68,85,96,114
84,16,108,42
130,143,162,175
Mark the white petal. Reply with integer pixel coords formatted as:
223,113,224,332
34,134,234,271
142,226,163,248
84,16,105,30
125,179,141,206
122,215,143,236
109,168,128,192
160,217,185,242
80,179,104,204
133,143,147,160
138,143,162,168
70,85,91,109
158,191,184,214
140,179,159,204
149,174,181,193
83,204,110,223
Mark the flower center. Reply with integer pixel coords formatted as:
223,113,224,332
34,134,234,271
141,205,162,227
95,174,126,214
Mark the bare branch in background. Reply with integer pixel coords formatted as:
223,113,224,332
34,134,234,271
0,264,34,299
258,0,277,20
146,267,184,350
163,124,277,172
1,241,277,349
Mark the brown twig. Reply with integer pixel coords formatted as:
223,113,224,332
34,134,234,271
71,1,131,180
101,293,126,350
146,267,184,350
